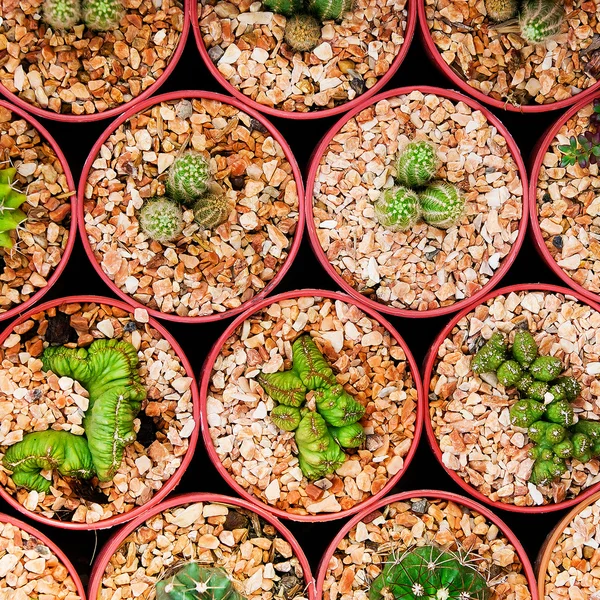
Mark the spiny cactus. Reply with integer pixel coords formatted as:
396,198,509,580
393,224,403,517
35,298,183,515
167,152,211,205
193,193,231,230
284,14,322,52
373,186,420,232
484,0,518,22
471,332,507,374
395,141,438,188
139,197,184,243
307,0,354,21
82,0,125,31
263,0,304,17
419,182,465,230
493,0,565,45
370,545,490,600
42,0,81,30
0,166,27,250
156,563,245,600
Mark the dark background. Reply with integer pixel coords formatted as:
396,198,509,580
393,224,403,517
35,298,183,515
0,23,579,591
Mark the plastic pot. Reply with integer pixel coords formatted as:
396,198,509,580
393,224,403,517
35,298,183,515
189,0,417,120
199,288,424,522
0,512,87,599
422,283,600,514
87,492,316,600
316,489,538,599
78,90,304,323
529,91,600,305
0,295,200,530
0,100,77,322
0,8,189,123
305,85,529,319
416,0,600,114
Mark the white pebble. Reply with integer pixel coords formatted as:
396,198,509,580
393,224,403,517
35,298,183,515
97,319,115,338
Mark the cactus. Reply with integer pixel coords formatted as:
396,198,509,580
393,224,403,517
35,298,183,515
496,360,522,387
529,356,562,382
42,0,81,30
329,423,365,448
284,14,322,52
512,330,537,368
526,380,549,402
544,400,575,428
554,376,581,401
529,455,567,485
571,432,593,463
292,335,336,389
167,152,211,205
193,193,231,230
307,0,354,21
471,333,507,374
419,182,465,230
139,197,184,243
0,167,27,250
484,0,518,22
395,141,438,188
263,0,303,16
314,384,365,427
156,563,245,600
82,0,125,31
370,545,490,600
373,185,420,232
270,405,303,431
258,371,307,407
493,0,565,45
509,399,545,428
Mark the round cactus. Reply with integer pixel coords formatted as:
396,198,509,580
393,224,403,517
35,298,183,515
419,182,465,230
307,0,354,21
519,0,565,44
263,0,303,17
284,14,322,52
193,193,231,230
82,0,125,31
139,197,184,243
484,0,518,22
373,186,420,232
166,151,211,205
395,141,438,188
42,0,81,30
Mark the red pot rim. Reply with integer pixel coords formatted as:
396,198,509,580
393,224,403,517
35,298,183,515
188,0,417,120
315,489,538,599
421,282,600,514
529,91,600,305
0,9,189,123
416,0,600,114
0,100,77,323
87,492,316,600
77,90,305,323
0,295,200,530
198,288,424,522
0,512,87,599
304,85,529,319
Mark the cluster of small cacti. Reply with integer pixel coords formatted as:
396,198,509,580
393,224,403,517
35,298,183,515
370,545,490,600
258,335,365,479
472,330,600,486
0,166,27,250
156,563,245,600
41,0,124,31
373,141,465,232
489,0,565,45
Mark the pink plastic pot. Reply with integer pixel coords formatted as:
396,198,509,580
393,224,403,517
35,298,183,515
189,0,417,120
0,295,200,530
0,512,87,599
77,90,304,323
305,85,529,319
529,92,600,305
416,0,600,114
316,489,538,599
87,492,316,600
0,10,189,123
199,288,424,522
422,282,600,514
0,100,77,323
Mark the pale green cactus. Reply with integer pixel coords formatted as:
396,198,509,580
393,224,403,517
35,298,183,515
42,0,81,30
284,14,322,52
419,182,465,230
193,193,231,230
395,141,438,188
307,0,354,21
373,186,420,232
0,167,27,249
263,0,303,16
82,0,125,31
167,152,211,205
139,197,184,243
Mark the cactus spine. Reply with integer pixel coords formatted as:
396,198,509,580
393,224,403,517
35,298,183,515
396,141,438,188
374,186,420,232
519,0,565,44
139,197,184,243
484,0,518,22
419,182,465,230
193,193,231,230
167,151,211,205
263,0,304,17
42,0,81,30
284,14,322,52
307,0,354,21
82,0,125,30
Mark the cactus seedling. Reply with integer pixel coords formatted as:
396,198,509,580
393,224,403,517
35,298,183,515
82,0,125,31
156,563,245,600
419,182,465,230
374,185,420,232
484,0,518,22
42,0,81,30
395,141,438,188
512,330,537,369
307,0,354,21
139,197,184,243
284,14,322,52
167,152,211,205
193,193,231,230
529,356,562,382
0,166,27,250
263,0,304,16
493,0,565,45
471,333,507,374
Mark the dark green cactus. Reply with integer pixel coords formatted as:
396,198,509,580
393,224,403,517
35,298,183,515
3,431,94,493
307,0,354,21
257,370,307,407
292,335,336,389
573,420,600,443
530,455,567,486
314,384,365,427
270,405,302,431
471,333,507,374
544,400,574,427
528,421,567,446
509,399,545,428
515,372,534,394
526,380,549,402
571,432,593,463
512,330,537,368
496,360,522,387
263,0,303,16
530,356,563,382
554,376,581,401
0,166,27,249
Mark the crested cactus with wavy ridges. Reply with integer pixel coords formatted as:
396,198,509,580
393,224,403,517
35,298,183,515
396,141,438,188
419,182,465,230
263,0,303,16
307,0,354,21
374,186,420,232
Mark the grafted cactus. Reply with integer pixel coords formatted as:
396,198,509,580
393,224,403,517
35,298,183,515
263,0,303,16
167,152,211,205
419,182,465,230
395,141,438,188
0,166,27,249
373,186,420,232
307,0,354,21
156,563,245,600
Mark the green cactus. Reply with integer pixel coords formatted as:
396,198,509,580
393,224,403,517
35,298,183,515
471,333,507,374
529,455,567,486
515,372,534,394
553,376,581,401
395,141,438,188
370,545,490,600
167,152,211,205
530,356,563,382
553,439,574,459
512,330,537,368
528,420,567,446
258,370,307,407
509,399,545,428
193,193,231,230
156,563,244,600
3,431,94,493
0,167,27,250
82,0,124,31
307,0,354,21
518,0,565,44
270,405,303,431
314,384,365,427
526,380,549,402
291,335,336,390
41,0,81,30
284,14,322,52
546,383,566,402
419,182,465,230
544,400,575,427
484,0,518,21
139,197,184,244
496,360,522,387
263,0,303,16
573,420,600,443
373,186,420,232
571,432,593,463
329,423,365,448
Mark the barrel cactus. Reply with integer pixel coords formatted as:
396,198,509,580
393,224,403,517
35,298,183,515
395,141,438,188
284,14,322,52
156,563,245,600
263,0,303,16
139,197,184,243
307,0,354,21
484,0,518,22
519,0,565,44
374,186,420,232
193,193,231,230
42,0,81,29
82,0,125,31
167,151,211,205
0,166,27,249
419,182,465,230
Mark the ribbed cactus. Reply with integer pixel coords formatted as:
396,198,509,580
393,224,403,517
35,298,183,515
0,167,27,249
167,151,211,205
519,0,565,44
193,193,231,230
373,186,420,232
139,197,184,243
370,546,490,600
156,563,244,600
484,0,518,22
42,0,81,29
82,0,124,31
263,0,303,16
395,141,438,188
419,182,465,230
307,0,354,21
284,14,322,52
